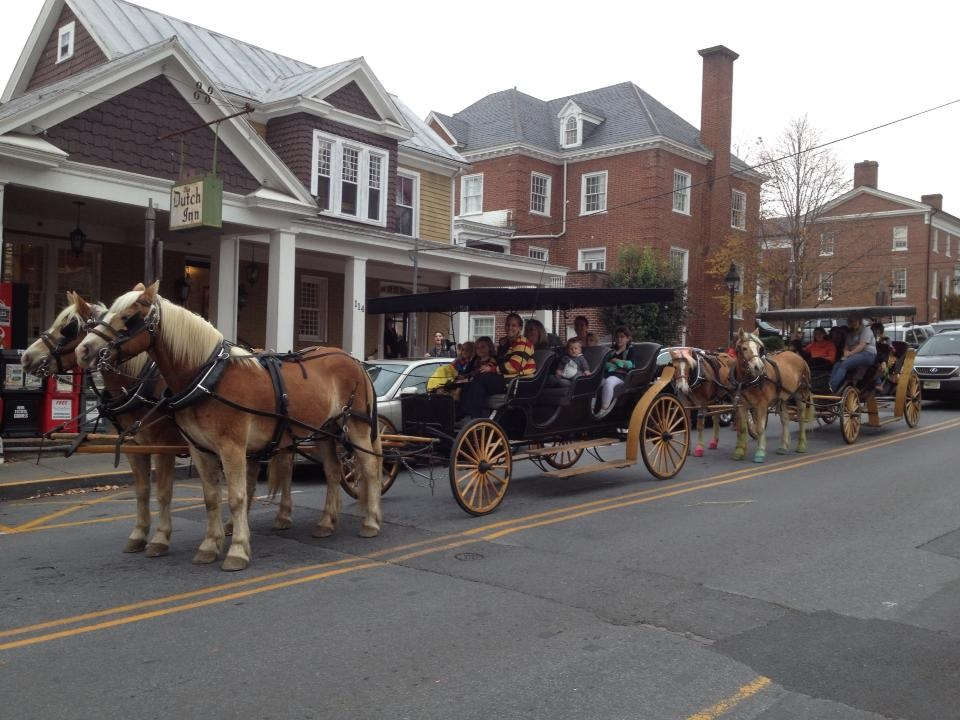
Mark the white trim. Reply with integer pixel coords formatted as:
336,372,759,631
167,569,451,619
310,130,389,226
530,172,551,216
252,96,411,141
669,246,689,283
470,315,496,341
819,231,835,257
424,112,459,147
57,21,76,64
460,173,483,216
460,136,715,166
892,225,908,252
396,170,420,238
578,246,606,271
892,268,907,298
580,171,608,215
818,272,833,301
528,245,548,262
819,185,931,216
672,169,691,215
731,189,747,230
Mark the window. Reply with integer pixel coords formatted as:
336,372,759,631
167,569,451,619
892,268,907,298
578,247,606,271
461,174,483,215
310,131,389,225
947,233,952,257
673,170,691,215
396,172,418,237
933,229,939,253
57,22,75,63
819,232,835,256
669,247,689,283
581,171,607,215
733,263,744,319
933,270,939,299
731,190,746,230
562,116,579,147
892,226,908,251
470,315,495,341
298,276,329,342
528,246,548,262
530,173,551,216
818,272,833,301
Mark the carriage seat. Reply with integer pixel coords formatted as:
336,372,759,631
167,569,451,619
570,345,611,397
621,342,662,388
484,348,557,410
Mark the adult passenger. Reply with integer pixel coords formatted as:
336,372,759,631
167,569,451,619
829,316,877,392
426,330,456,358
597,326,634,415
523,318,550,350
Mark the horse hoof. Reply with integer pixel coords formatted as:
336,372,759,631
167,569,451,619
123,538,147,553
694,447,704,457
273,519,293,530
312,526,334,538
192,550,219,565
795,446,807,454
708,440,719,450
753,453,766,463
144,543,169,558
358,525,380,539
221,556,249,572
732,452,744,461
776,448,789,455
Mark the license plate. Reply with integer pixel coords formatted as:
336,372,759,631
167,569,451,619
924,380,940,389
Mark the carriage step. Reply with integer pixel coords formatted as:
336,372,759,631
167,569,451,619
524,437,620,459
543,458,635,479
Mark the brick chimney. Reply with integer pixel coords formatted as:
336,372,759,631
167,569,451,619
853,160,878,189
922,194,943,210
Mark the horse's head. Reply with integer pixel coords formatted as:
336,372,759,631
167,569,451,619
22,291,105,376
669,347,697,394
76,281,160,371
735,328,766,377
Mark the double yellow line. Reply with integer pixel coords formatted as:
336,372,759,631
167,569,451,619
3,417,958,655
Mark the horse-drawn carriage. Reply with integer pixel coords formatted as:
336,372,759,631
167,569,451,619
366,287,690,516
757,305,922,443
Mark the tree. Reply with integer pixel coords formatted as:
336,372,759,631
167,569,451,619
756,116,851,308
601,246,687,344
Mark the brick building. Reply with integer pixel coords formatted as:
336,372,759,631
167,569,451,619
762,160,960,322
428,46,763,349
0,0,564,357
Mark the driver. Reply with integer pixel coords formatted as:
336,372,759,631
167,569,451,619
828,315,877,392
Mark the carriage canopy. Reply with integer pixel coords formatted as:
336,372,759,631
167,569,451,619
758,305,918,323
367,287,675,314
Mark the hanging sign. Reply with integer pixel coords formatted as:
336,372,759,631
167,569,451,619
170,173,223,231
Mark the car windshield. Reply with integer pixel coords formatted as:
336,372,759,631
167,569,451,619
917,334,960,356
366,362,407,396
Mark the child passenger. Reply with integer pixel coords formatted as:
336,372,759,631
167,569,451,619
452,341,475,376
551,338,591,386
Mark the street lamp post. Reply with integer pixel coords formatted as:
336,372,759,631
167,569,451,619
724,263,740,348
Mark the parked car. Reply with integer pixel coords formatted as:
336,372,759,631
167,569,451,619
931,320,960,334
365,357,453,428
885,323,935,349
913,330,960,402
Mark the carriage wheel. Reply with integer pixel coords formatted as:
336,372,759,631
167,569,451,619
450,419,512,516
840,387,861,444
530,441,585,470
340,417,401,499
903,372,922,428
640,394,689,480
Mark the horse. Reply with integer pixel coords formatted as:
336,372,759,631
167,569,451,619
669,347,735,457
75,281,383,571
21,292,296,558
730,329,811,463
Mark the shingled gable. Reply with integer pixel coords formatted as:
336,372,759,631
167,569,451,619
0,37,317,209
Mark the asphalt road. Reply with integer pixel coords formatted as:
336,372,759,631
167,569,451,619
2,403,960,719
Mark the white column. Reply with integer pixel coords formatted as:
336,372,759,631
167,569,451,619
0,183,5,278
451,272,470,342
266,231,296,352
343,256,367,359
535,309,553,334
211,235,239,341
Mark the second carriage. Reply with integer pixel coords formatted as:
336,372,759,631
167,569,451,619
367,287,690,515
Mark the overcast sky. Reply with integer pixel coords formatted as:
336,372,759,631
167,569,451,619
2,0,959,215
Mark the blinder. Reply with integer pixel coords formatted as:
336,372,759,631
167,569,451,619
89,299,159,370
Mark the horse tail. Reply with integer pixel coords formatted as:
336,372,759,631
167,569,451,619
266,455,281,501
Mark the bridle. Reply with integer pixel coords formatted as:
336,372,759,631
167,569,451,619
86,298,159,371
735,333,767,383
35,308,107,376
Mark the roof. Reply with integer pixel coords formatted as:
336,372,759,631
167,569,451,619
392,96,467,165
367,287,675,314
433,81,748,166
759,306,918,322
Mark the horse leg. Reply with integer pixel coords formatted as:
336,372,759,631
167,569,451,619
123,452,152,553
753,407,768,463
312,441,342,538
776,400,792,455
145,453,175,557
709,413,721,450
268,453,294,530
795,392,809,453
693,411,705,457
732,406,748,461
351,427,383,538
220,449,252,571
191,449,225,565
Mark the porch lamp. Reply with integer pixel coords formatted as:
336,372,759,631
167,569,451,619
69,201,87,256
246,244,259,286
175,270,191,304
724,262,740,347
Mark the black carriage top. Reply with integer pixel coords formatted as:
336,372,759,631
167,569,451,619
367,287,675,314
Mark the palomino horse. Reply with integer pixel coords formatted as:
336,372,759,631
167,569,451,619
76,281,382,571
669,347,736,457
731,329,811,463
21,292,296,555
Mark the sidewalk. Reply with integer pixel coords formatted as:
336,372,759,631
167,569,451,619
0,440,194,501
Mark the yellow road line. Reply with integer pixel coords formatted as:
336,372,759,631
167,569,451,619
0,524,15,533
11,490,125,532
7,503,210,534
0,469,132,488
3,417,958,650
687,676,771,719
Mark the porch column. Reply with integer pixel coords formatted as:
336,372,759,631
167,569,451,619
451,272,470,342
210,235,239,341
0,183,5,278
343,256,367,359
534,309,553,334
266,231,296,352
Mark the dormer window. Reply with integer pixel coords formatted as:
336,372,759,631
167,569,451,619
563,116,579,147
57,21,76,63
